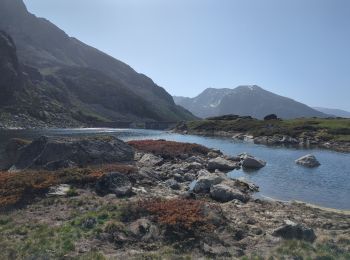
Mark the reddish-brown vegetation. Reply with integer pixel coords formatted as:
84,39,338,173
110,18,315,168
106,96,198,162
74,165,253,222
127,139,210,158
143,198,215,232
121,198,223,236
0,164,136,210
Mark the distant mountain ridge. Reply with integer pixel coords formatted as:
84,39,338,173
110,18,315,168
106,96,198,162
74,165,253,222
0,0,194,127
313,107,350,118
174,85,328,119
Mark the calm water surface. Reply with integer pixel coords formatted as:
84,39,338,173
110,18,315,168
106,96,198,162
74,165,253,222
0,128,349,210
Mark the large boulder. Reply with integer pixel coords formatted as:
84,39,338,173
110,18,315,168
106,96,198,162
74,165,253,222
8,135,134,170
210,184,249,203
207,157,239,172
192,170,225,193
95,172,132,197
241,154,266,169
272,220,316,242
295,154,320,168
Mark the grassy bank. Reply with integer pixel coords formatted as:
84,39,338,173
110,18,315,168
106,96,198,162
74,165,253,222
181,117,350,142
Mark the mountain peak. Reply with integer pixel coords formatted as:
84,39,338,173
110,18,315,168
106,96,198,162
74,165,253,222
235,85,262,91
174,86,327,119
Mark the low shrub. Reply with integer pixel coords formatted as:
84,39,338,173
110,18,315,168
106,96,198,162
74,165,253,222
120,198,223,238
127,140,210,159
0,163,136,209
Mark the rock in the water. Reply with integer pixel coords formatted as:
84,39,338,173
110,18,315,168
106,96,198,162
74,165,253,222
295,154,320,168
207,157,238,172
241,155,266,169
139,153,163,166
95,172,132,197
210,184,249,203
9,135,134,170
272,220,316,242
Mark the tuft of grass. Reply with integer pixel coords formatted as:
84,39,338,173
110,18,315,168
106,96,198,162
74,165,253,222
269,239,350,259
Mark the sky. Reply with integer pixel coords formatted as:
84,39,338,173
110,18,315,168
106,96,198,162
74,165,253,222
23,0,350,111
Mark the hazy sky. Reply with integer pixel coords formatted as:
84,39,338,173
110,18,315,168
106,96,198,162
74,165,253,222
24,0,350,110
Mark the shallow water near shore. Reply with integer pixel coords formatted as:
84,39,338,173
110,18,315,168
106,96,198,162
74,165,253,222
0,128,349,210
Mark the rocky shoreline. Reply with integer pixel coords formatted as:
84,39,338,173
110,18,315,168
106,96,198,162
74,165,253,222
0,137,349,259
173,128,350,153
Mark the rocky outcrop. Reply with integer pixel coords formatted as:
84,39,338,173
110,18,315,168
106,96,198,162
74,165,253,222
253,135,299,146
6,135,134,171
272,220,316,242
0,31,22,105
95,172,133,197
295,154,320,168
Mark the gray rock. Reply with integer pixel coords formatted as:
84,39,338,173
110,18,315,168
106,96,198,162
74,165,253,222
10,135,134,170
295,154,320,168
184,172,196,181
207,157,238,172
165,179,180,190
95,172,132,197
241,155,266,169
272,220,316,242
129,218,159,241
139,153,163,166
82,217,97,229
173,173,184,182
48,184,71,196
210,184,249,203
192,172,225,193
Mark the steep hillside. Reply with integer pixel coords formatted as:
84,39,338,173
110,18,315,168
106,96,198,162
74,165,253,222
174,85,327,119
0,0,194,127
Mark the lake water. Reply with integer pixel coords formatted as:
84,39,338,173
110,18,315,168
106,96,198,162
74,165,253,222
0,128,349,210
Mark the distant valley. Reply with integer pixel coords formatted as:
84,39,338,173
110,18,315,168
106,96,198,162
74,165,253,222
313,107,350,118
174,85,329,119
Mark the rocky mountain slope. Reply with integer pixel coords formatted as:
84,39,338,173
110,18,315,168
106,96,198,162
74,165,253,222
0,0,194,128
174,85,327,119
313,107,350,118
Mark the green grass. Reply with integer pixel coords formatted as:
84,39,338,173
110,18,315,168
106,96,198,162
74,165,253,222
270,239,350,260
0,202,123,259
